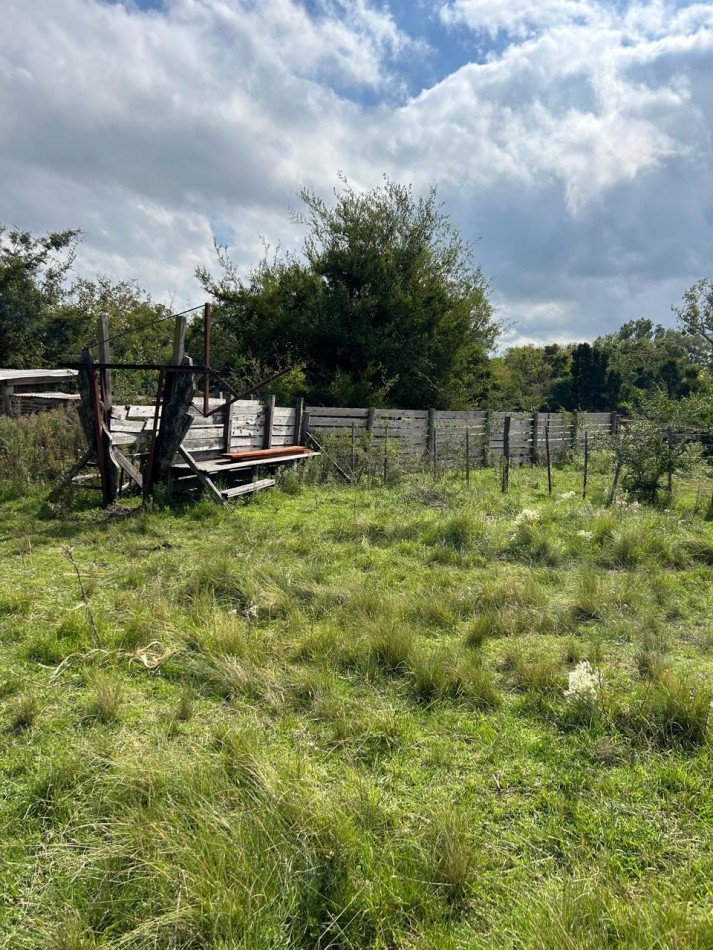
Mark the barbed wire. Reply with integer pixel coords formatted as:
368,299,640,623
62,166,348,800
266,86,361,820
86,303,205,350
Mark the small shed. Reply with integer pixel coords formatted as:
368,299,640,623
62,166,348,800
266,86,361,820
0,369,79,415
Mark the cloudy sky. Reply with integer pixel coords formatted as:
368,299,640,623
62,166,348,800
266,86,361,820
1,0,712,347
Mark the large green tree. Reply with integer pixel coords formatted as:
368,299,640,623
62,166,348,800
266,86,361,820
673,278,713,361
197,178,499,408
0,225,80,367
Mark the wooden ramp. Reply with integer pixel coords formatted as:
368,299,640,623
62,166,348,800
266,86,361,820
172,446,318,505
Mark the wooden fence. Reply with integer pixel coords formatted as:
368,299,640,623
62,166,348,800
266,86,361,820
305,407,618,465
105,400,616,467
108,399,303,460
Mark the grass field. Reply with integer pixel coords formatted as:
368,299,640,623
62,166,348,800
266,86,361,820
1,459,713,948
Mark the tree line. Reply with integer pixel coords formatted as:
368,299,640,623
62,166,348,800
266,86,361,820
2,179,712,411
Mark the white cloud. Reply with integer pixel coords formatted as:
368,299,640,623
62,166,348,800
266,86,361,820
0,0,711,345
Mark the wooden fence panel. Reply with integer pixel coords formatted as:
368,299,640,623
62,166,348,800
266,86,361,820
105,402,616,468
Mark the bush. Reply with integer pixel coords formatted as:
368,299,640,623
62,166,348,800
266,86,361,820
0,406,85,487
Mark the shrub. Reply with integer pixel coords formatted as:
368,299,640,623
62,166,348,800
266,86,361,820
0,406,85,487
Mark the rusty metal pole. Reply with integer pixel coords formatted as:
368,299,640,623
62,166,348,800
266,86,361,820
203,302,212,416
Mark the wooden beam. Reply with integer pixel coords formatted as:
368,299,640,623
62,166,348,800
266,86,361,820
98,313,112,420
177,445,225,505
293,397,304,445
110,444,143,490
428,408,436,461
172,314,187,365
222,397,235,453
263,393,276,449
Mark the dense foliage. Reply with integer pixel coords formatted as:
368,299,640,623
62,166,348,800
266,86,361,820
1,196,712,412
194,179,498,408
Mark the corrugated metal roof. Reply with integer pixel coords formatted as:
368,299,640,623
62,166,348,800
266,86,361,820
0,369,78,384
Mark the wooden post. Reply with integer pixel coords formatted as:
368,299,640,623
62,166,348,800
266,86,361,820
263,393,276,449
383,420,389,483
151,358,196,492
545,419,552,496
610,410,619,435
98,312,112,425
571,410,578,453
222,395,235,453
532,412,540,465
607,457,622,507
143,367,165,500
367,407,376,432
203,302,212,416
483,410,493,467
172,314,187,365
667,427,673,494
293,397,304,446
1,382,14,416
583,429,589,499
428,408,436,463
502,415,511,493
465,427,470,485
351,421,356,474
300,410,310,446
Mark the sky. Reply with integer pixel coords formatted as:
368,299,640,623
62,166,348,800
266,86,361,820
1,0,712,348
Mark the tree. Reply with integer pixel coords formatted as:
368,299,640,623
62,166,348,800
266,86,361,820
596,318,703,406
49,277,178,401
197,178,499,408
674,278,713,359
0,225,80,367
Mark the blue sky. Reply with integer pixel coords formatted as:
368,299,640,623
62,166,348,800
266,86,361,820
2,0,712,347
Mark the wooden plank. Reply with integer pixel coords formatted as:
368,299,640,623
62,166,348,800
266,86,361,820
110,445,143,490
152,360,196,488
305,407,370,418
173,450,318,475
223,397,234,453
293,397,304,445
221,478,276,499
172,315,187,365
177,446,225,504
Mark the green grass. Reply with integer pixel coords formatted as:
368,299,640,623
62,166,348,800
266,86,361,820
1,461,713,947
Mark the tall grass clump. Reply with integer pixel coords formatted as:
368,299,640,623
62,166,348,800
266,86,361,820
0,407,85,488
621,669,712,748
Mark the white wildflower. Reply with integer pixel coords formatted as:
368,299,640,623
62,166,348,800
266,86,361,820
514,508,540,526
576,530,593,540
564,661,602,703
560,491,577,500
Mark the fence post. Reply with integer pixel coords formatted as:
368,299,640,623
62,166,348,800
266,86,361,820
203,302,211,416
383,420,389,483
263,393,275,449
483,411,492,467
583,430,589,499
465,427,470,485
428,408,436,463
545,419,552,495
571,410,579,453
531,412,540,465
610,410,618,435
293,397,304,445
502,415,511,493
97,312,112,425
172,314,187,366
222,398,234,453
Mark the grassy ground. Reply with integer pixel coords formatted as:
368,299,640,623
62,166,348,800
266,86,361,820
1,459,713,948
